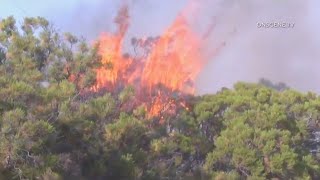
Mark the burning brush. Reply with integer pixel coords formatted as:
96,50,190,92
87,3,223,121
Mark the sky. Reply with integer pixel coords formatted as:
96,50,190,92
1,0,320,94
1,0,121,39
196,0,320,94
0,0,187,39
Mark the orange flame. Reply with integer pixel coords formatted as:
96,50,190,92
141,15,202,95
94,32,132,91
93,5,132,91
92,2,218,118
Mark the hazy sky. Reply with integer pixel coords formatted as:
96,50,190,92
1,0,320,94
196,0,320,94
1,0,119,39
0,0,187,39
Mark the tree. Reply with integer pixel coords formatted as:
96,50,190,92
204,83,320,179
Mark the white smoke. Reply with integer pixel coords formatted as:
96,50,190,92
196,0,320,94
34,0,320,94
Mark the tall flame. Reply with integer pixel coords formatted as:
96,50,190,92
91,2,220,119
141,16,202,94
94,5,132,91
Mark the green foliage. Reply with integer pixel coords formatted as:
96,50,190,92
119,85,135,103
45,80,76,101
105,113,147,152
203,82,320,179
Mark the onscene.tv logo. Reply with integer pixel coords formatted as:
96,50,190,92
257,22,295,28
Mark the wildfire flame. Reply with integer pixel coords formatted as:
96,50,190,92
141,16,202,95
91,2,222,119
93,5,132,91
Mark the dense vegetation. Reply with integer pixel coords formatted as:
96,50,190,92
1,16,320,180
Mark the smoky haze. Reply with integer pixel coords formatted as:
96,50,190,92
52,0,187,40
52,0,320,94
196,0,320,94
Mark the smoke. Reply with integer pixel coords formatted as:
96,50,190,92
49,0,187,40
196,0,320,94
48,1,118,40
48,0,320,94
